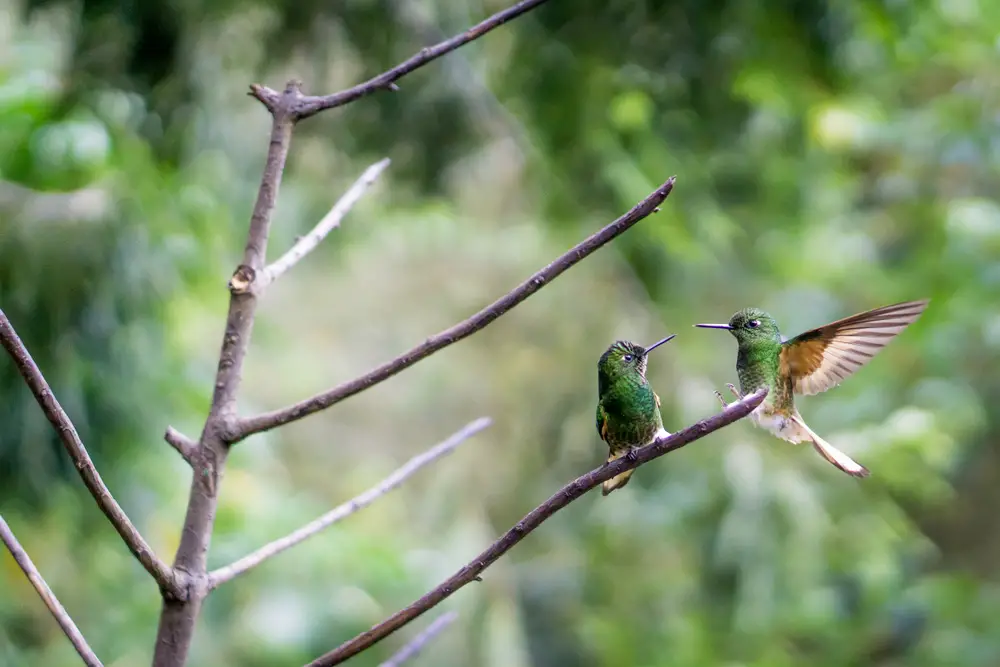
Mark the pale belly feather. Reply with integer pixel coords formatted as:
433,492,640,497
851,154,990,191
750,401,809,445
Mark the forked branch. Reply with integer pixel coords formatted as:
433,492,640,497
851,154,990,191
208,418,491,588
0,310,180,597
306,387,769,666
0,515,103,667
237,176,677,441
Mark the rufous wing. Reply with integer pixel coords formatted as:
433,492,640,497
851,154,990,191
779,299,929,396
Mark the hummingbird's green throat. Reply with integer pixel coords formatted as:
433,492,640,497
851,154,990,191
595,334,675,495
696,299,929,477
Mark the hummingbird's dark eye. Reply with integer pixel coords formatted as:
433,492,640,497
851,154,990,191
747,319,761,329
623,354,634,362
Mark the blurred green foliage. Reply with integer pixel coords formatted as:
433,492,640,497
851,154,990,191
2,0,999,665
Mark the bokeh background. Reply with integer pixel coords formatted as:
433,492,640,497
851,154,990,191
2,0,999,665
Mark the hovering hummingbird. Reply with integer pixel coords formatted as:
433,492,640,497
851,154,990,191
596,335,675,495
695,299,929,477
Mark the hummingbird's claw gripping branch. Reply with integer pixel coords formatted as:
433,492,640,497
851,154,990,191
235,176,678,442
254,158,392,294
304,386,769,666
0,515,104,667
0,310,182,599
206,418,492,589
715,383,744,409
377,611,458,667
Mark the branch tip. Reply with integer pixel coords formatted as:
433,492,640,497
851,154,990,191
254,157,393,292
164,427,196,464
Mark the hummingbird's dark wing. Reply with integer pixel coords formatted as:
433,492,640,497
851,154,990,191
596,403,609,442
779,299,929,396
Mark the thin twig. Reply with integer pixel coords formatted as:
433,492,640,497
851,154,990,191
163,427,196,464
378,611,458,667
305,387,769,666
0,515,103,667
237,176,677,441
256,158,392,291
291,0,554,120
0,310,180,597
208,418,491,589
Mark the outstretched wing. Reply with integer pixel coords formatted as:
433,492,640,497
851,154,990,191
596,403,609,442
779,299,929,396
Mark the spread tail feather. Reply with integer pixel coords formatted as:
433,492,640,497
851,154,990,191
601,448,635,495
791,415,870,478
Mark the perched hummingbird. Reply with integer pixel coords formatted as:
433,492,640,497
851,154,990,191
596,335,675,495
695,299,929,477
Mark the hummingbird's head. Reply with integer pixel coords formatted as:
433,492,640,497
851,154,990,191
695,308,781,346
597,335,675,390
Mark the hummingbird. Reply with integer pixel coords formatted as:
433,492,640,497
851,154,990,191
695,299,929,477
596,335,675,495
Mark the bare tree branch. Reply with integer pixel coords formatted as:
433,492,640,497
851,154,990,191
0,310,180,597
304,387,768,666
163,427,196,464
208,417,491,589
290,0,554,120
255,158,392,292
153,82,303,667
237,177,677,441
378,611,458,667
0,515,104,667
154,0,556,656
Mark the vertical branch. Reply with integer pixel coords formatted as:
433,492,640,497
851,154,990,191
1,515,103,667
151,81,302,667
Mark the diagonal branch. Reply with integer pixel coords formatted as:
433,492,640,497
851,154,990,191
292,0,554,120
237,176,677,441
1,514,103,667
0,310,180,597
305,387,769,666
255,158,392,292
207,417,492,589
378,611,458,667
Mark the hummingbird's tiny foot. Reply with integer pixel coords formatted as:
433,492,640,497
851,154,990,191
714,390,729,408
727,383,743,399
625,448,639,463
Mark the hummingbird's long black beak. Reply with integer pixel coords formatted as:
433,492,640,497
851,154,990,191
694,323,731,330
644,334,676,353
